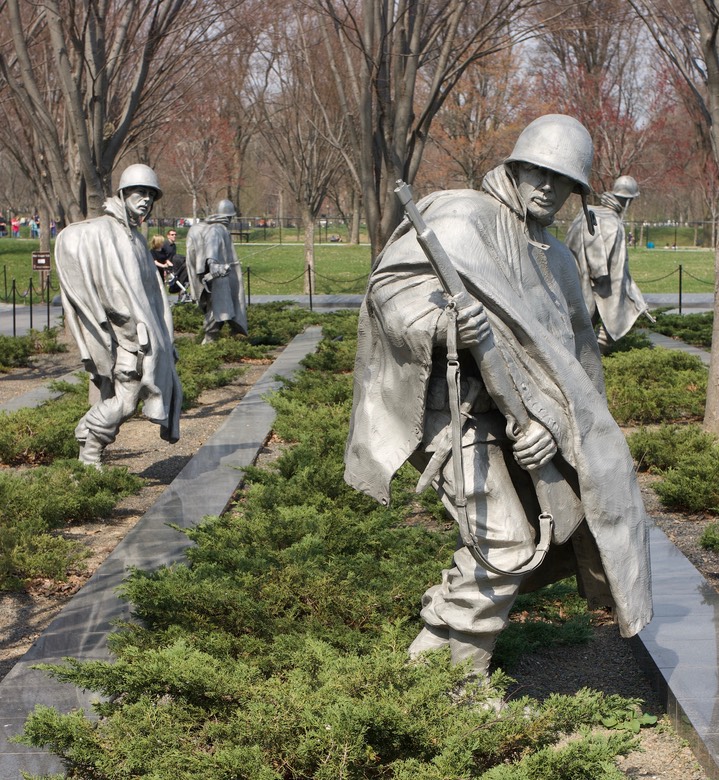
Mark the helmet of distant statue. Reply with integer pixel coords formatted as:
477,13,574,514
611,175,640,200
216,199,236,217
506,114,593,194
117,164,163,200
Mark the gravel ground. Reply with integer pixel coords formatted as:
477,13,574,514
0,336,714,779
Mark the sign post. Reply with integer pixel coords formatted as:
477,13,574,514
32,251,51,300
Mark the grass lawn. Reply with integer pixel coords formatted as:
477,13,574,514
1,229,714,301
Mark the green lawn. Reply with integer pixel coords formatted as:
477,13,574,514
1,231,714,301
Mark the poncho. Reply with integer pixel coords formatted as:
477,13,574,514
345,166,652,638
54,197,182,442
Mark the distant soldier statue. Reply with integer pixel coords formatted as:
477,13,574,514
345,115,652,678
565,175,651,353
54,164,182,468
186,200,248,344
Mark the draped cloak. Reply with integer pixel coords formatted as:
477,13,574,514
54,197,182,442
186,219,247,333
565,195,649,341
344,167,652,638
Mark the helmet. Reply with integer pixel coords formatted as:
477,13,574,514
506,114,593,194
612,175,640,199
216,199,236,217
117,164,163,200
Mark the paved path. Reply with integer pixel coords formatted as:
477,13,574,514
0,326,323,778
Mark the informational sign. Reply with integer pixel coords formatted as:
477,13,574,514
32,251,51,271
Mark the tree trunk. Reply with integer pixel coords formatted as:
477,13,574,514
704,241,719,434
302,208,315,295
350,188,361,245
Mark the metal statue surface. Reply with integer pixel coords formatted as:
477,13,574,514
54,164,182,468
186,200,248,344
344,115,652,677
565,175,651,353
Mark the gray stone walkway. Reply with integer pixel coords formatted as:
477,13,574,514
0,326,323,779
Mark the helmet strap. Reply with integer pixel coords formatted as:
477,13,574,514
582,193,596,235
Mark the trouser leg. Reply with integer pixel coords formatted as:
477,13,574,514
410,419,539,675
75,347,142,466
596,323,614,354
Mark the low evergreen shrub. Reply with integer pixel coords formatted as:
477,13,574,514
647,311,713,349
0,327,66,371
654,451,719,513
0,379,89,465
603,347,707,424
0,460,143,590
17,314,653,778
627,424,717,472
700,523,719,552
627,424,719,514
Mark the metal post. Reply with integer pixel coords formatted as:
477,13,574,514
12,279,16,336
246,266,251,306
29,277,33,331
307,264,313,311
678,264,683,315
45,271,51,329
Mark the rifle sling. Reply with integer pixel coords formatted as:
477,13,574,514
443,301,553,578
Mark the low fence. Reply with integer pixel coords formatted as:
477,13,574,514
1,274,59,336
243,266,369,308
640,264,714,314
2,262,713,339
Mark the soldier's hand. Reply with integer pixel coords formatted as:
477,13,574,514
455,300,491,348
209,261,229,278
511,419,557,470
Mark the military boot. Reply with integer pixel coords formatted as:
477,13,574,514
78,432,105,469
448,629,497,678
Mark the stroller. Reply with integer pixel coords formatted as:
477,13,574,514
166,254,193,303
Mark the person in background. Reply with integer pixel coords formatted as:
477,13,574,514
150,234,173,281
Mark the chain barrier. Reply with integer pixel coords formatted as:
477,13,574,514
682,269,714,286
2,275,56,336
244,265,369,308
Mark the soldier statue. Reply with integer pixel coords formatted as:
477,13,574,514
565,175,651,353
54,164,182,468
186,200,247,344
344,115,652,677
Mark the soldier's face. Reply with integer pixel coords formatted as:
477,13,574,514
516,164,575,224
124,187,156,225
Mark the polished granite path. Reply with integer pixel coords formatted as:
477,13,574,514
0,326,323,779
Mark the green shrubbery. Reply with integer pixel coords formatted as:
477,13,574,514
0,460,143,589
17,316,648,779
0,327,66,371
646,311,713,349
627,424,719,514
0,379,89,464
603,347,707,424
0,304,329,591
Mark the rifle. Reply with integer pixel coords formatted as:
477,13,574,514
394,180,584,572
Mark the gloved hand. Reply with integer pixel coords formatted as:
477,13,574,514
209,261,229,278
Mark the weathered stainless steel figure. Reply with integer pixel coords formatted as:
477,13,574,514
55,164,182,468
344,115,652,677
565,175,650,353
186,200,247,344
